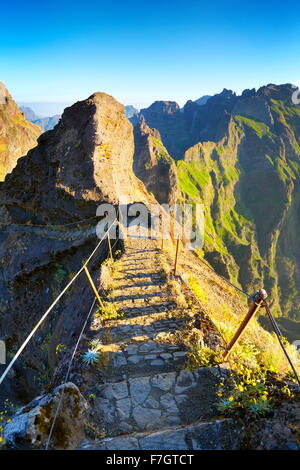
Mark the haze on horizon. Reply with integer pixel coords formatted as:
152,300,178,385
2,0,300,116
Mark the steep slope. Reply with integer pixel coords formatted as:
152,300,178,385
0,92,151,403
140,84,300,321
133,118,179,204
181,85,300,320
0,83,42,181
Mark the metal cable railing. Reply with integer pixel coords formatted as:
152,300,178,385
0,218,118,387
165,235,300,386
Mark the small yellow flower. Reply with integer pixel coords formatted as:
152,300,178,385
228,396,234,402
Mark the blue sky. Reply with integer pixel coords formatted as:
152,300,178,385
1,0,300,115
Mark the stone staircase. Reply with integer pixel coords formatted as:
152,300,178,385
79,236,241,450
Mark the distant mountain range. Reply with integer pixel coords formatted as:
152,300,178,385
125,105,139,118
20,106,61,131
19,105,40,121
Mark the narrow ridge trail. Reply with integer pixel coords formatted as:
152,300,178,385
78,235,240,450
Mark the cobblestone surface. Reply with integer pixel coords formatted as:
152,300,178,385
79,418,241,450
84,236,231,449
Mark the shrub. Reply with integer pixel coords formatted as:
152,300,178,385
216,363,294,419
188,340,221,368
95,301,122,321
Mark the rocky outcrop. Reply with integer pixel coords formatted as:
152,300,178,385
0,92,149,222
0,83,42,181
133,119,179,205
4,382,88,449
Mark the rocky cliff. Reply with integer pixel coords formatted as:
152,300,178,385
0,84,42,181
133,118,179,205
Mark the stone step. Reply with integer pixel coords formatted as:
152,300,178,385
114,272,165,284
111,283,167,297
79,417,240,450
119,302,177,318
86,367,227,437
109,290,168,304
105,349,188,381
96,317,186,343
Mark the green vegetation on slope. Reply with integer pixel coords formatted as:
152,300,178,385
235,115,274,139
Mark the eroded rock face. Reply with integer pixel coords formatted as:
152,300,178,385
0,82,42,181
4,382,89,449
133,119,179,205
0,91,148,221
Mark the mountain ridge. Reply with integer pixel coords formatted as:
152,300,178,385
134,83,300,322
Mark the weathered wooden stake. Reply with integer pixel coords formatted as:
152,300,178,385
107,231,113,260
222,289,268,360
173,238,180,276
84,265,105,308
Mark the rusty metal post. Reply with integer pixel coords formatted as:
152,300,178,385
222,289,268,360
84,266,105,309
173,238,180,276
107,231,113,260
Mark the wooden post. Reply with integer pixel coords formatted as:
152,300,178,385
84,266,105,309
107,231,113,260
173,238,180,276
222,289,268,360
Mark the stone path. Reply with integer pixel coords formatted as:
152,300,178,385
80,235,237,450
93,237,190,382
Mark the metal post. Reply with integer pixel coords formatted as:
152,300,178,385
84,265,105,309
173,238,180,276
222,289,268,360
107,231,113,260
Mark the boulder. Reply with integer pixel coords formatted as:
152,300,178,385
4,382,89,449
